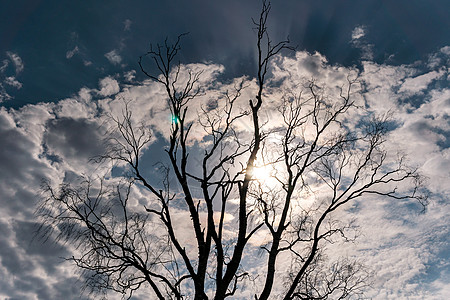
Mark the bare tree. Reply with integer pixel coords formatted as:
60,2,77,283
38,2,427,299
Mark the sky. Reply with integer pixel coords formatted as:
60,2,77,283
0,0,449,299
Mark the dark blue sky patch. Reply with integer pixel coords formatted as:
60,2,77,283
355,113,401,135
1,0,449,107
435,127,450,149
399,93,431,110
409,120,450,149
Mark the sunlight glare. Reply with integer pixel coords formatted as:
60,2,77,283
251,164,278,188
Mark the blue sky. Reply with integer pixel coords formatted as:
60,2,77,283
0,0,449,299
1,0,448,107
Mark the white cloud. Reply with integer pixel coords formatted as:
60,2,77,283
6,51,24,74
398,70,445,96
351,25,366,40
123,70,136,82
359,44,374,60
350,26,373,60
97,76,120,97
361,62,415,112
54,96,96,120
0,84,12,102
427,46,450,68
65,46,79,59
440,46,450,56
0,52,25,102
104,49,122,65
348,52,449,297
0,46,449,299
4,76,22,89
108,54,450,297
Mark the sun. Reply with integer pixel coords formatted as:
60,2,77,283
250,164,278,188
252,165,271,181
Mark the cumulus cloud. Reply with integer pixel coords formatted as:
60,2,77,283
0,104,82,298
0,46,449,298
440,46,450,56
105,49,122,65
398,70,445,96
97,76,120,96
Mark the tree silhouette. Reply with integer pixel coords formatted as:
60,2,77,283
38,2,427,299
